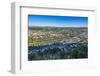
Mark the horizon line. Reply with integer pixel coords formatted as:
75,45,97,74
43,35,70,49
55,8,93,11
28,26,88,28
28,25,88,28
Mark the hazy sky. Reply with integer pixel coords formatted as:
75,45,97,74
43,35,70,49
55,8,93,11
28,15,88,27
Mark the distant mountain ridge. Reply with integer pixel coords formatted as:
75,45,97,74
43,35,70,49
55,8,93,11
28,26,87,29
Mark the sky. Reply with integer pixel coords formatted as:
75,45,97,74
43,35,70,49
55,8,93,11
28,15,88,27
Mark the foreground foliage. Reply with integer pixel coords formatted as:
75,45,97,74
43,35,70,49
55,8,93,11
28,43,88,60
